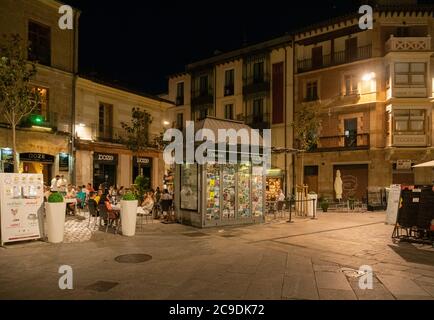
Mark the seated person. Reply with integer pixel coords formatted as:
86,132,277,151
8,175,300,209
139,192,154,215
94,189,102,205
102,193,120,224
65,184,76,215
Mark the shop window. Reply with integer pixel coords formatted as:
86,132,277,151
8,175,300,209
222,164,236,220
394,62,426,86
394,109,425,134
206,164,220,221
237,164,251,218
180,164,198,211
28,20,51,66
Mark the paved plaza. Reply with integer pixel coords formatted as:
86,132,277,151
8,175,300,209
0,211,433,300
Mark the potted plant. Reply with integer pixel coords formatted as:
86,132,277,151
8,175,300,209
120,191,138,236
348,196,356,210
45,192,66,243
320,197,329,212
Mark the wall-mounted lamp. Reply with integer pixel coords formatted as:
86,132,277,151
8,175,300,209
362,72,375,81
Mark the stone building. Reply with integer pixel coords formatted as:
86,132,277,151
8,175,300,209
294,3,434,200
0,0,79,186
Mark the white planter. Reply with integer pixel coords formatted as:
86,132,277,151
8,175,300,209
307,194,318,217
45,202,66,243
120,200,138,236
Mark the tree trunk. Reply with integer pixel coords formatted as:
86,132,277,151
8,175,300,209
300,151,304,187
12,123,18,173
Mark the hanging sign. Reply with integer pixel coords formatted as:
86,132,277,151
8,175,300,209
396,160,412,170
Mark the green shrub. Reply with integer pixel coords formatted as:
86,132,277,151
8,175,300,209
48,192,64,203
122,192,137,201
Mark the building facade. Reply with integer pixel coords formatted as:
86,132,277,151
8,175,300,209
74,77,174,190
0,0,79,186
167,37,295,198
294,3,434,201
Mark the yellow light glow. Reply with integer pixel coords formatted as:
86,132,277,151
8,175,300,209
362,72,375,81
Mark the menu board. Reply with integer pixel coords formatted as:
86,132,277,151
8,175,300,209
222,164,236,219
238,164,251,218
0,173,44,245
385,184,401,225
206,164,220,221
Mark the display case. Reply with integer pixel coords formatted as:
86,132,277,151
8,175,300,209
237,164,251,218
206,164,220,221
222,164,236,220
180,164,198,211
252,166,264,217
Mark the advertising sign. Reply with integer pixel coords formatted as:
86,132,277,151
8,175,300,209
0,173,44,245
385,184,401,225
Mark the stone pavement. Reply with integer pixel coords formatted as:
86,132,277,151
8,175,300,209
0,211,433,300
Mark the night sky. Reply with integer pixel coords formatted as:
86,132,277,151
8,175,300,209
61,0,413,95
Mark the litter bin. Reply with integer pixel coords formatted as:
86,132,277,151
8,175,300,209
307,193,318,217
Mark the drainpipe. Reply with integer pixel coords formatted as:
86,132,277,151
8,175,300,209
284,45,288,195
70,10,80,185
292,39,296,195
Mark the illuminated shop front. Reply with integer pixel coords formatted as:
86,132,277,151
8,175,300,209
174,118,267,228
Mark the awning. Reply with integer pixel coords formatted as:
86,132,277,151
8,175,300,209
412,160,434,168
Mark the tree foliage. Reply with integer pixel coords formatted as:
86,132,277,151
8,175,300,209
293,103,321,151
0,34,40,126
121,107,153,153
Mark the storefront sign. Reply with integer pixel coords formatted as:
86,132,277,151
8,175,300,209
1,148,13,162
135,157,151,165
94,153,118,164
59,153,69,172
0,173,43,245
19,153,54,163
396,160,412,170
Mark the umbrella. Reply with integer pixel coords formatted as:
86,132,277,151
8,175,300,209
412,160,434,168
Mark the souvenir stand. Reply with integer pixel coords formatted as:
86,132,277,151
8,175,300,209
174,118,266,228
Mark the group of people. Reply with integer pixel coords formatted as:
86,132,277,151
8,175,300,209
139,187,174,221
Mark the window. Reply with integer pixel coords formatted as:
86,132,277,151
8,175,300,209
253,62,264,83
312,46,323,68
344,118,357,147
176,113,184,130
305,80,318,101
98,103,113,139
28,21,51,66
32,87,48,119
224,104,234,120
344,75,358,95
394,109,425,133
394,62,426,86
176,82,184,105
253,99,263,116
197,108,208,120
199,75,208,95
224,69,234,96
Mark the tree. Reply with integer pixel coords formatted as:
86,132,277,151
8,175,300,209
121,107,153,153
292,102,321,187
0,34,41,173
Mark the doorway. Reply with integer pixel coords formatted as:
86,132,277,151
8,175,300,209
93,163,117,191
304,165,319,194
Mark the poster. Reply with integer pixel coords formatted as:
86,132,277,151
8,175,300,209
385,184,401,225
0,173,44,245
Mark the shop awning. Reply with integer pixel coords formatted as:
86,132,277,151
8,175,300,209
412,160,434,168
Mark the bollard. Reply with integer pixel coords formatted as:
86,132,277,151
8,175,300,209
311,198,318,220
287,199,294,223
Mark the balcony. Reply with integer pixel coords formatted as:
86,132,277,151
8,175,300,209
385,35,431,53
297,45,372,73
191,87,213,107
243,74,270,96
224,85,234,96
245,113,271,130
316,133,369,151
18,112,70,133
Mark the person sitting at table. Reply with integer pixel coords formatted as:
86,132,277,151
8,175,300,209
65,184,76,215
86,183,95,194
139,192,154,215
94,189,103,205
102,193,120,226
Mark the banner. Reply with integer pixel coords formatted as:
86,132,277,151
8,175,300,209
385,184,401,225
0,173,44,245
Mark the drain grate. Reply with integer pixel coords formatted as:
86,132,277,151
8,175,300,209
182,232,208,237
114,254,152,263
85,280,119,292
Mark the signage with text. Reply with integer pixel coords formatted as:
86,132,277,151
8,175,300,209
396,160,412,170
59,153,69,172
19,153,55,163
94,153,118,164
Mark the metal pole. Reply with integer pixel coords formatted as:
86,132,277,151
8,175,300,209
287,199,293,223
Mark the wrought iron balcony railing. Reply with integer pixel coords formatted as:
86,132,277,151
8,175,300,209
315,133,370,151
